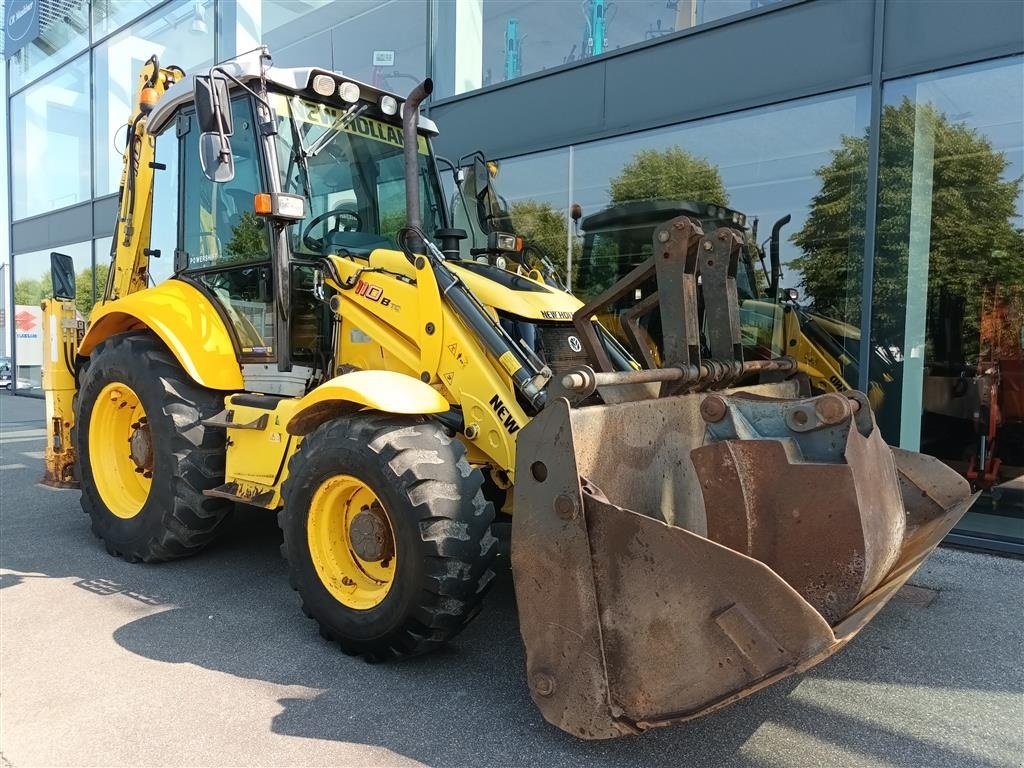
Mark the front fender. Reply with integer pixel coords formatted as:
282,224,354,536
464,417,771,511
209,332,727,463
286,370,451,436
80,279,242,391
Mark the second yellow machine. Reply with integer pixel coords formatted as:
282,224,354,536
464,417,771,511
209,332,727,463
42,49,974,739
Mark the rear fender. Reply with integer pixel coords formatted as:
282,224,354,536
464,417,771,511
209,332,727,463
286,370,450,436
80,280,242,391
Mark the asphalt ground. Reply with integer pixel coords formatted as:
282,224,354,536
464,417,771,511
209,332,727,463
1,393,1022,768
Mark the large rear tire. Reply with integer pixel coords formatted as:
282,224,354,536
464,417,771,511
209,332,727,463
280,413,497,661
73,331,231,562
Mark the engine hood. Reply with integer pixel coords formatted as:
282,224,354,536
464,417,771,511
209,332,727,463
448,261,583,321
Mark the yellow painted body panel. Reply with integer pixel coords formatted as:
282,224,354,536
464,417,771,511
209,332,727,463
222,396,302,508
326,253,533,477
287,370,451,436
40,298,80,487
449,263,582,320
81,279,243,391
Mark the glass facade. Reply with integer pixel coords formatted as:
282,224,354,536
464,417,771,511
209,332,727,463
260,1,427,86
11,240,93,390
7,0,90,92
2,1,1020,551
10,54,91,219
433,0,784,97
93,0,216,196
870,56,1024,545
91,0,166,39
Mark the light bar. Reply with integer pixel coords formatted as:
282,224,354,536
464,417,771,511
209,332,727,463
311,74,335,97
339,81,361,103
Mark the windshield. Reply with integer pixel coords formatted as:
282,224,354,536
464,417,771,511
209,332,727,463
578,221,761,301
272,93,445,256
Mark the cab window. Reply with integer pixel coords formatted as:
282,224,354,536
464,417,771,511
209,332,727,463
180,96,275,357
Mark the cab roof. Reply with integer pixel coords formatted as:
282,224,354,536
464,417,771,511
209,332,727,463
147,47,438,137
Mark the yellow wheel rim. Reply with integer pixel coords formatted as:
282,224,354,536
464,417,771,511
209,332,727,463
89,382,153,520
307,475,397,610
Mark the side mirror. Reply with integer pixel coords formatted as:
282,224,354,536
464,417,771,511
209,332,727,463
195,74,233,134
194,73,235,183
50,252,76,301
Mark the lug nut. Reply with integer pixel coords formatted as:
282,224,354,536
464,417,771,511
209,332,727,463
700,395,728,423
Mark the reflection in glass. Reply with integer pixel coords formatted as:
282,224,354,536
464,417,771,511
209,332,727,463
8,0,89,91
570,89,869,377
92,0,216,196
91,0,166,39
451,149,571,281
12,242,93,390
259,1,426,88
870,56,1024,544
433,0,782,97
10,55,91,219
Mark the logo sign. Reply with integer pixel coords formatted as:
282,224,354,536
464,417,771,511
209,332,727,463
567,335,583,353
372,50,395,67
14,310,36,332
13,305,42,367
5,0,39,59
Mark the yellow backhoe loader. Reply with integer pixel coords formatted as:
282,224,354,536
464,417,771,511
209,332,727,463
41,49,975,740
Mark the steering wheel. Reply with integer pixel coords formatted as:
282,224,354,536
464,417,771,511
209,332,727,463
302,208,363,252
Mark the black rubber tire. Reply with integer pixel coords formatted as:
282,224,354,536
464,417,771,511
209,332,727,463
280,413,497,661
73,331,232,562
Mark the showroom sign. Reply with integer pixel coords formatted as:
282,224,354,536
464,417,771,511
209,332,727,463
5,0,39,58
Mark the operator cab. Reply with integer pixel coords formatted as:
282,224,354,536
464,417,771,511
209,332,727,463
144,49,448,393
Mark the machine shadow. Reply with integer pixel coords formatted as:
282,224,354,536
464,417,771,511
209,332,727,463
3,479,1010,767
101,511,1002,768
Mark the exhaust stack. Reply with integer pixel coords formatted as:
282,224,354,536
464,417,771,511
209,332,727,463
403,78,433,239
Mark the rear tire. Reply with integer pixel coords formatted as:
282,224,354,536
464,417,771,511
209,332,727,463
73,331,231,562
280,413,497,661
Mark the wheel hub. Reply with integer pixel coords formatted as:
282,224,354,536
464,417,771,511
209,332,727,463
128,419,153,472
349,503,393,563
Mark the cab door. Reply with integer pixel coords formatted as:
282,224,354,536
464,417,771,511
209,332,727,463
176,95,276,361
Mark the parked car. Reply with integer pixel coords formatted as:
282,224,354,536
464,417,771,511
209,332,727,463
0,370,34,391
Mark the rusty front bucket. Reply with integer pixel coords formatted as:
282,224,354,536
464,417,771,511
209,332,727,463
511,384,976,739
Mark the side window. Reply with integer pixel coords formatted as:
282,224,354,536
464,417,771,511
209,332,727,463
180,96,275,358
182,96,268,270
149,128,179,286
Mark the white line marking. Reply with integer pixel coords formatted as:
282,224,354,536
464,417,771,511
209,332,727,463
20,451,45,460
0,463,26,470
0,428,47,439
0,436,48,445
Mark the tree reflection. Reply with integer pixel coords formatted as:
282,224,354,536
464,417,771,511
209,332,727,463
792,97,1024,365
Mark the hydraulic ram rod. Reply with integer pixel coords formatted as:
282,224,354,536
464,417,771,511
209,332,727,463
560,357,798,392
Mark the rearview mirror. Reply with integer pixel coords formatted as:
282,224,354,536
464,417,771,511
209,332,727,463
199,132,235,183
194,73,235,183
194,74,233,135
50,251,76,301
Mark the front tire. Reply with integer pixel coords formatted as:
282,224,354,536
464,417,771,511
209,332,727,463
280,413,497,661
74,332,231,562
